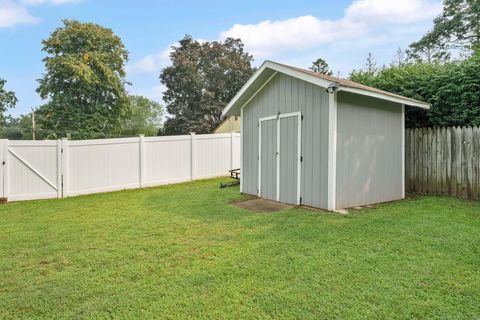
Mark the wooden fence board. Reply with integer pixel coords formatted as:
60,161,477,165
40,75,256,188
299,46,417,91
405,126,480,200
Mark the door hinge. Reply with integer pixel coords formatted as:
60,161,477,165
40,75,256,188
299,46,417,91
299,197,302,204
301,115,304,120
2,161,5,165
300,156,303,162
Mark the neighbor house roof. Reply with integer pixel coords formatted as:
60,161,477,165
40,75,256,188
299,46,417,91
222,60,430,116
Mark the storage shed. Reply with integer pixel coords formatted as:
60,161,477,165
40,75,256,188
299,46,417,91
222,61,430,210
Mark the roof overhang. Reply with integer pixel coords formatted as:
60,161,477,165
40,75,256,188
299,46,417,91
222,60,430,116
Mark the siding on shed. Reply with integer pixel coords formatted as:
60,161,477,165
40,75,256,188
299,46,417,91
242,73,330,209
336,92,403,208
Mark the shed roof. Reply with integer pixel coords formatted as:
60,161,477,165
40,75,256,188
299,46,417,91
223,60,430,116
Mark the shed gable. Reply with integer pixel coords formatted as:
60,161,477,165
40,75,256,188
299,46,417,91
242,73,330,209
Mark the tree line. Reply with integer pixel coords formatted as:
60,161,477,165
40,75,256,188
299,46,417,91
0,0,478,139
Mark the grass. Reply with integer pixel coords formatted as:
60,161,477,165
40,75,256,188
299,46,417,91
0,178,479,319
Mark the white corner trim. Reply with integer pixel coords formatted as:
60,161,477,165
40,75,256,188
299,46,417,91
240,106,244,193
401,104,405,198
257,119,262,197
296,112,302,205
327,92,337,211
276,116,280,202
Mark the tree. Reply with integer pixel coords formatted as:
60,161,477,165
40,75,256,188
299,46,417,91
120,95,163,136
36,19,130,139
0,114,36,140
407,33,451,63
365,52,377,74
159,35,254,135
408,0,480,59
310,58,333,75
392,47,407,66
0,78,17,122
348,52,379,85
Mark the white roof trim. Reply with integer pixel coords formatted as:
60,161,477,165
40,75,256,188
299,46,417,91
339,87,429,109
222,60,429,116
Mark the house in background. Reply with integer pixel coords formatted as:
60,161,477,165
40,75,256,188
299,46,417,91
214,116,241,133
222,60,429,210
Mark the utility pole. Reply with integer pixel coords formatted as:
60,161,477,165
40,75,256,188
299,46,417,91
31,108,36,140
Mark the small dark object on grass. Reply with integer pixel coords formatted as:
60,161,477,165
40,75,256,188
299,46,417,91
220,168,241,188
220,180,240,188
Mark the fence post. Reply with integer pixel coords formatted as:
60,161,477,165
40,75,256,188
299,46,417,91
139,134,145,188
61,138,68,198
230,131,234,170
190,132,196,180
56,139,62,198
2,139,9,201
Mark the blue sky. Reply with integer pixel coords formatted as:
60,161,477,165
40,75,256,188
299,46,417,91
0,0,442,116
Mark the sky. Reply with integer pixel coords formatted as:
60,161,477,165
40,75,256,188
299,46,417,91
0,0,443,116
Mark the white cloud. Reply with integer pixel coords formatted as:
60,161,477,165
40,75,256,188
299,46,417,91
219,0,442,58
127,0,442,76
20,0,78,5
126,44,174,74
345,0,442,24
0,0,37,27
219,15,365,57
0,0,77,28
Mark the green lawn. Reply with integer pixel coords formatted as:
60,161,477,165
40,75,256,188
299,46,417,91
0,178,479,319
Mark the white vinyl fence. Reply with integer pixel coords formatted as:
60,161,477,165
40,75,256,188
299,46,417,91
0,132,240,202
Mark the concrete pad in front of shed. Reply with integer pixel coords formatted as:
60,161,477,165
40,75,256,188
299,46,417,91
233,198,293,213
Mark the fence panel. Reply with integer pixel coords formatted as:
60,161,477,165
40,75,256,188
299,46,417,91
144,135,192,186
0,132,241,202
65,138,141,197
405,126,480,200
195,133,233,179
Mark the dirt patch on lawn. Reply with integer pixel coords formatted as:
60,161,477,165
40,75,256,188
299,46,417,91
233,198,293,213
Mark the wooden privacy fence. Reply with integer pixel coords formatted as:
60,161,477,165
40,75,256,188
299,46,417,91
405,127,480,200
0,132,240,202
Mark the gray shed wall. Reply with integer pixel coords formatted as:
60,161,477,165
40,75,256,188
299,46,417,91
242,73,330,209
336,92,403,208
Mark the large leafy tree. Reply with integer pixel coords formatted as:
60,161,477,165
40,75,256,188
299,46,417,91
310,58,332,75
350,52,480,128
0,115,36,140
36,19,130,139
159,35,254,135
0,78,17,123
408,0,480,60
120,95,163,137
